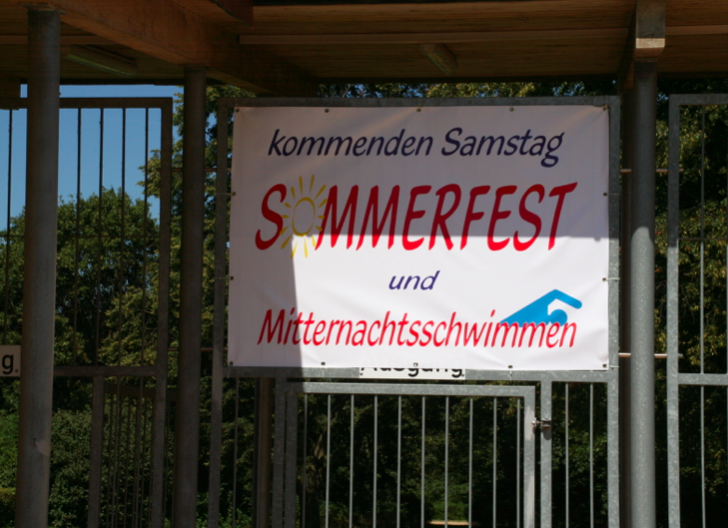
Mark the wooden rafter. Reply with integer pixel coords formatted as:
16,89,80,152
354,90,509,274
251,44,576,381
6,0,316,95
619,0,665,91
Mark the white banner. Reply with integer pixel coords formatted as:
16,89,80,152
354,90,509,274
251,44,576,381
229,105,610,371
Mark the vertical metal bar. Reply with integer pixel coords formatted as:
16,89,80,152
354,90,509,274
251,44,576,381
540,381,553,528
131,382,144,528
111,383,124,528
140,108,149,367
172,66,207,528
421,397,426,528
208,101,230,528
373,395,378,528
619,88,634,528
121,395,135,528
666,93,682,528
122,396,135,528
698,109,705,373
231,379,241,528
565,385,570,528
150,98,172,528
272,379,287,528
469,398,473,528
606,92,622,528
492,398,497,528
397,396,402,528
303,395,308,528
699,106,707,528
15,8,60,528
253,378,274,528
523,389,536,528
517,399,521,528
106,387,118,528
325,394,332,528
630,60,658,528
88,375,105,528
284,391,298,528
139,393,151,528
3,109,12,345
700,385,706,528
117,109,127,367
445,396,449,528
161,398,173,525
348,395,354,528
589,385,594,528
72,108,81,363
94,108,104,366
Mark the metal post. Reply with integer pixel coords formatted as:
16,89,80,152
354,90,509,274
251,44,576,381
253,378,274,528
14,6,60,528
172,66,207,528
629,60,657,528
619,88,634,528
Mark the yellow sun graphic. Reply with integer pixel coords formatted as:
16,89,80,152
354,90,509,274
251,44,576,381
279,175,327,258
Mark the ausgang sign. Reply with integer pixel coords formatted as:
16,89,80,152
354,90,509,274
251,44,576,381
228,104,609,371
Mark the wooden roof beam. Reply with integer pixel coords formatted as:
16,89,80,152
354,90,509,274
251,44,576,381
619,0,665,91
9,0,316,95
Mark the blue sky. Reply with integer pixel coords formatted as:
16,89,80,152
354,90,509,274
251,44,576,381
0,85,180,229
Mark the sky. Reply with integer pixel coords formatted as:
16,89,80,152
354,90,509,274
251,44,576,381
0,84,180,230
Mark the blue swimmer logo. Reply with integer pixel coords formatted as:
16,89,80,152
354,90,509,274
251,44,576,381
501,289,582,325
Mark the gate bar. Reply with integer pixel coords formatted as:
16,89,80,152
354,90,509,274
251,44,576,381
15,7,60,528
208,96,229,528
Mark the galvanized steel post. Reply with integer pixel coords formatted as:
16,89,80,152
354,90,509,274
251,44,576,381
173,66,207,528
14,6,61,528
629,60,657,528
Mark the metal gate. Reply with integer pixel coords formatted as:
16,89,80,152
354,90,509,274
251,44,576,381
272,382,536,528
0,97,173,528
208,96,621,528
667,94,728,528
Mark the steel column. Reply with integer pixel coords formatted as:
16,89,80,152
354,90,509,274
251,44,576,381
629,60,657,528
14,7,60,528
173,66,207,528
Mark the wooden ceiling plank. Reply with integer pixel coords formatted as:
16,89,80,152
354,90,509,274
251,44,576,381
0,35,112,45
5,0,316,95
237,24,728,46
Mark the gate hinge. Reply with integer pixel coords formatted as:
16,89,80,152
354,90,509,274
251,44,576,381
532,419,552,431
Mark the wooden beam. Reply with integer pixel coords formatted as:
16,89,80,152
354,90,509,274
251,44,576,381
240,27,629,45
0,35,112,45
211,0,253,27
237,23,728,47
419,43,457,75
6,0,316,95
0,77,20,98
619,0,665,91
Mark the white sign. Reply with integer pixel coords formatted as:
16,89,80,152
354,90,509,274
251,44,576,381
0,346,20,376
229,105,609,371
359,367,466,380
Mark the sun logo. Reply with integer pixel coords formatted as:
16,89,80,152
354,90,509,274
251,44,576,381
279,175,327,258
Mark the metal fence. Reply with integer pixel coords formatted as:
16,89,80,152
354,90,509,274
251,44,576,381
208,96,622,528
667,94,728,528
0,97,173,528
